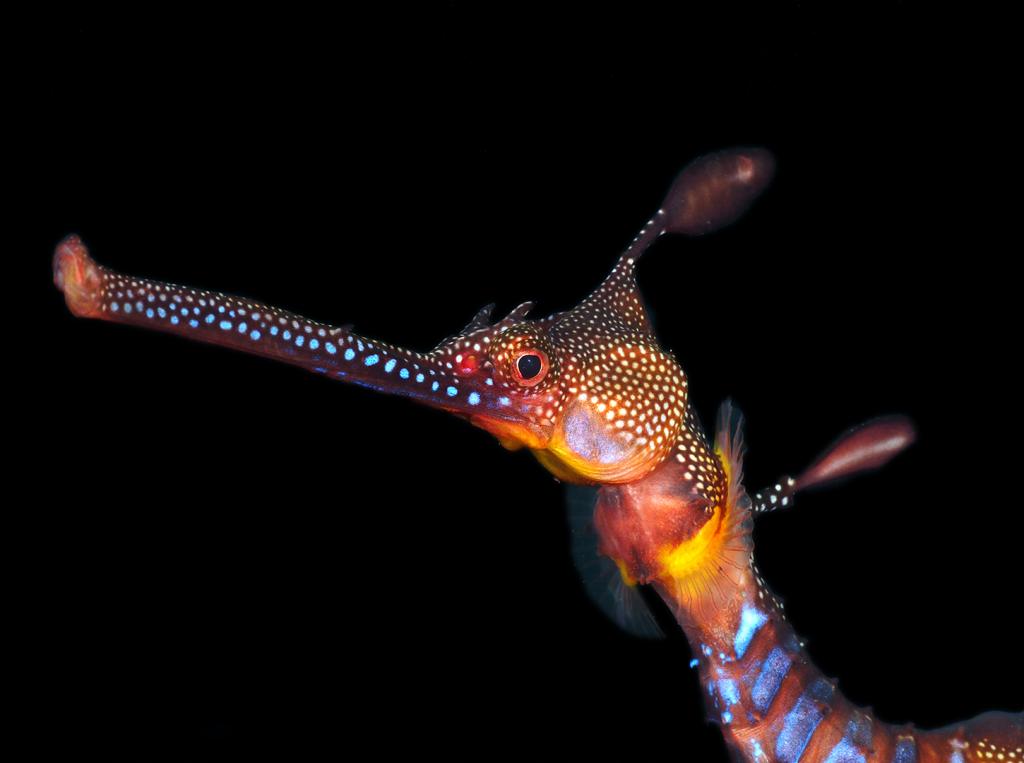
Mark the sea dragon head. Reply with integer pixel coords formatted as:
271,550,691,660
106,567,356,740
55,147,919,629
403,148,777,485
54,149,774,488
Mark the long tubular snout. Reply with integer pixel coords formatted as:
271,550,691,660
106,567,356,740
52,235,495,413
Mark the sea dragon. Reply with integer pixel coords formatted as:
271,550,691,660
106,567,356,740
54,148,1022,761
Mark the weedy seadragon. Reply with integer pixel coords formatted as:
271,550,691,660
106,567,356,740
54,148,1022,761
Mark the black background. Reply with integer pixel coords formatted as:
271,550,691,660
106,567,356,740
21,4,1022,761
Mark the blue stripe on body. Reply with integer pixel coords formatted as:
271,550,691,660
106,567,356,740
774,678,835,763
893,737,917,763
825,713,874,761
718,678,740,706
734,603,768,659
822,738,865,763
752,647,792,713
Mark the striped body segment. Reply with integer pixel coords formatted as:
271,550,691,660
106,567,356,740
687,590,1022,761
593,405,1021,761
599,422,1023,761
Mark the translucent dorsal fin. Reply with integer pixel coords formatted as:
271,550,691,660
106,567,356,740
566,484,664,639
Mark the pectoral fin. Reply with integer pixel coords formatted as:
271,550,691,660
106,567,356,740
565,484,664,639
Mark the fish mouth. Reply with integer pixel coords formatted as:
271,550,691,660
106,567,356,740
466,411,552,451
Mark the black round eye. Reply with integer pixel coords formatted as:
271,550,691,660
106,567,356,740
517,353,543,380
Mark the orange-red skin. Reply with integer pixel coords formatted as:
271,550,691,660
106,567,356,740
53,146,1021,760
594,425,1022,761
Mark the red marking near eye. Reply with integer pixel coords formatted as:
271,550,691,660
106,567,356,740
512,349,549,387
455,354,479,375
